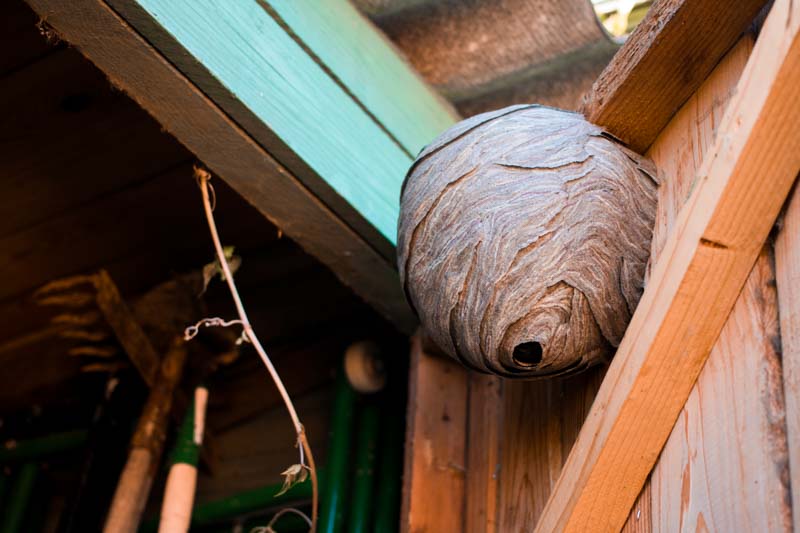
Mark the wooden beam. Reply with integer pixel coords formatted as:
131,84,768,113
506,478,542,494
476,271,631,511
464,373,502,533
93,270,160,385
582,0,767,153
260,0,456,156
105,0,457,250
22,0,437,332
401,335,468,533
639,35,791,532
537,1,800,530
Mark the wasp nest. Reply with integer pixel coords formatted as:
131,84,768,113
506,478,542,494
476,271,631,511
398,105,658,378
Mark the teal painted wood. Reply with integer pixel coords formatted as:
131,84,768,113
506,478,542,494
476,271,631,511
133,0,434,244
267,0,457,157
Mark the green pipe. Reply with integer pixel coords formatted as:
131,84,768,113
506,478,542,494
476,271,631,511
190,476,313,526
373,419,403,532
139,471,319,532
348,403,380,533
0,430,88,463
318,369,358,533
0,462,38,533
373,390,405,532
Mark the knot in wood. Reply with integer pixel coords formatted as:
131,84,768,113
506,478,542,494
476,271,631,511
398,105,658,378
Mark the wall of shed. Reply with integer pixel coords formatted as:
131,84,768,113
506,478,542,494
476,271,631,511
404,31,799,532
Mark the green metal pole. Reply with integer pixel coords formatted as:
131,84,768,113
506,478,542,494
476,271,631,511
0,430,88,463
373,411,403,533
318,369,357,533
372,364,407,533
139,472,319,532
348,403,380,533
190,475,313,526
0,462,38,533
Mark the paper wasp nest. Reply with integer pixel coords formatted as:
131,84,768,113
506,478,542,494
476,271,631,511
398,105,658,378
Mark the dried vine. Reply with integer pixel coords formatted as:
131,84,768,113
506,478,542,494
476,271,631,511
190,167,318,530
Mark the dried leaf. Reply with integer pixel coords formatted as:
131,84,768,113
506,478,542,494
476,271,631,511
275,463,309,497
200,246,242,294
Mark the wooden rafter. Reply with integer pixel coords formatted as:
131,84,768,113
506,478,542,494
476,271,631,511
537,0,800,529
583,0,768,152
23,0,458,333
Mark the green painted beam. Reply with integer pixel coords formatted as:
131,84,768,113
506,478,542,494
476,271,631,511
266,0,456,156
110,0,457,247
27,0,457,331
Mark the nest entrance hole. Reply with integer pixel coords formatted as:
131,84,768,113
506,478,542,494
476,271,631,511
512,341,543,368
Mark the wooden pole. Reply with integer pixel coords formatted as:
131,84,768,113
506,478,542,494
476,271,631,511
158,386,208,533
104,337,188,533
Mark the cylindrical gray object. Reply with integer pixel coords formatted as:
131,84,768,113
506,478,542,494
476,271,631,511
398,105,658,378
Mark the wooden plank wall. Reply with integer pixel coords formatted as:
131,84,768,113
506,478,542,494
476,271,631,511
623,35,792,531
401,336,468,532
419,22,798,533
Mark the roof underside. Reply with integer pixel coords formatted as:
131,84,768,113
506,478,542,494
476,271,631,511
353,0,622,115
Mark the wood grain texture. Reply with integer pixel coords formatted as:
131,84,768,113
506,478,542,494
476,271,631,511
22,0,417,333
107,0,455,248
465,372,502,533
399,105,657,377
621,33,756,533
774,175,800,532
401,334,468,533
492,369,604,530
537,0,800,528
264,0,457,156
582,0,768,153
635,34,792,533
650,251,790,532
0,47,186,239
621,479,651,533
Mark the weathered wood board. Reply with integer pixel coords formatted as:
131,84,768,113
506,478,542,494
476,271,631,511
582,0,768,153
464,372,501,533
401,335,468,533
774,153,800,533
617,34,792,532
649,249,790,531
